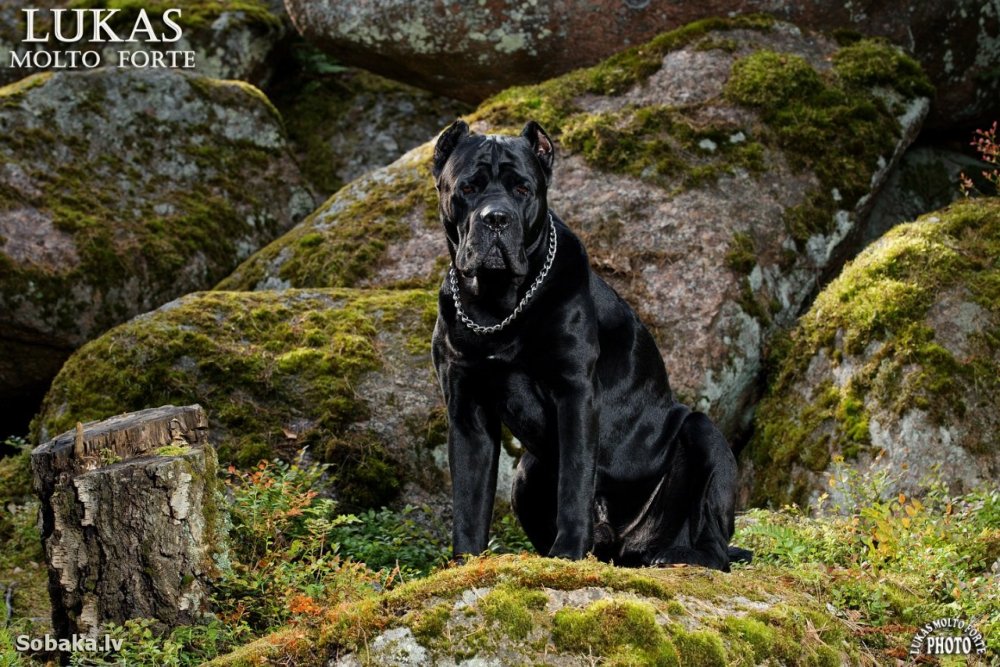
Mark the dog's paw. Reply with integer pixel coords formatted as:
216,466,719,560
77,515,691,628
548,534,590,560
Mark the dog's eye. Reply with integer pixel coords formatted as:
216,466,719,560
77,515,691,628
460,184,477,195
514,184,531,197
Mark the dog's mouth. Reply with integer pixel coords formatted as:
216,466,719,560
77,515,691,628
482,244,507,270
457,234,528,279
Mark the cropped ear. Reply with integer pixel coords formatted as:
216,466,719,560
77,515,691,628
520,120,554,179
433,120,470,179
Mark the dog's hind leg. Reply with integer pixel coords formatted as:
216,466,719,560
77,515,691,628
510,450,558,555
632,412,738,571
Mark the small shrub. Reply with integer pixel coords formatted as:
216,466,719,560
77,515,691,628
327,505,449,578
960,120,999,195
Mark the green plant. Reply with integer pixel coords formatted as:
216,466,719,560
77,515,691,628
960,120,999,195
327,505,449,579
68,618,248,667
488,513,534,554
214,454,372,632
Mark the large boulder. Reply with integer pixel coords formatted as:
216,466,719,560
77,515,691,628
220,19,931,441
0,67,316,410
283,0,997,127
272,65,471,197
742,198,1000,508
31,288,448,511
0,0,289,87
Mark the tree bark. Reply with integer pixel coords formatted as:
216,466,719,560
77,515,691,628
31,404,223,638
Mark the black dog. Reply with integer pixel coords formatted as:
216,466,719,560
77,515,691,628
431,120,748,571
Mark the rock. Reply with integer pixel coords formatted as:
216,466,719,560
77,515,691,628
220,19,930,442
0,0,289,87
272,64,471,198
31,404,222,637
0,67,315,409
31,288,461,511
864,143,989,245
283,1,997,127
213,555,855,666
742,198,1000,508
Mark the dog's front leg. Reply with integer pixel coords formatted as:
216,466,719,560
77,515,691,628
549,365,599,560
443,370,502,559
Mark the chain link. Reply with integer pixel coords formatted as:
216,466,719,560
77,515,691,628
450,213,558,335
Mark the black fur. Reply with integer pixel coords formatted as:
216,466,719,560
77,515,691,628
431,120,748,571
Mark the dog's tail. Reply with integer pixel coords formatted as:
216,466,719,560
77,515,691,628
728,545,754,565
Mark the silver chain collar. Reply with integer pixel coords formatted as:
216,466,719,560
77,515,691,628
449,213,558,335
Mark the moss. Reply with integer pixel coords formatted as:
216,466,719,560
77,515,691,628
417,406,448,450
832,39,936,99
0,68,306,350
724,232,757,274
724,42,929,244
748,198,1000,507
206,555,861,666
155,444,193,457
719,616,776,663
670,627,727,666
471,15,775,132
560,105,766,189
554,599,679,666
479,583,547,640
406,600,452,642
32,288,437,495
322,434,401,510
218,144,439,291
0,448,33,504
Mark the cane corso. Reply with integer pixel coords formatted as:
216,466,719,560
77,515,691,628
431,119,748,571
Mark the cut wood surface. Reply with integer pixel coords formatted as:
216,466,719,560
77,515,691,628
31,404,222,638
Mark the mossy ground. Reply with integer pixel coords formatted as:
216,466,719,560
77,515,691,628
30,288,438,508
198,478,998,666
199,553,942,667
748,198,1000,507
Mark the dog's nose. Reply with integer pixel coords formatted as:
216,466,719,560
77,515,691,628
482,209,511,231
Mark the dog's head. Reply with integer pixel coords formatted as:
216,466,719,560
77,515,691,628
432,120,554,285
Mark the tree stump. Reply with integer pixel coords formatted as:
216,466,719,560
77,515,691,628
31,404,223,638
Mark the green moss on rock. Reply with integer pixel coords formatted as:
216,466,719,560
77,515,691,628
470,15,775,132
225,20,929,302
747,198,1000,507
724,40,930,243
31,288,438,507
204,555,860,667
217,144,438,291
555,599,679,666
0,67,314,365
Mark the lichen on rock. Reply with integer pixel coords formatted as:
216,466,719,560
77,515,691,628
743,198,1000,508
31,288,443,510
